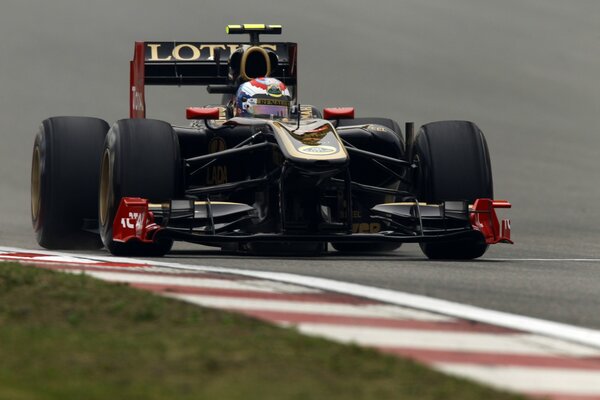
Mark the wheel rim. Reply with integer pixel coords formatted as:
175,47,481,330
99,149,111,226
31,146,41,221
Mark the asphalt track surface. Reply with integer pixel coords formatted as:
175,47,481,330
1,1,600,329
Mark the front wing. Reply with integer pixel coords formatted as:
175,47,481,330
112,197,512,247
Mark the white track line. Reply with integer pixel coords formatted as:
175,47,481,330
62,270,283,292
436,364,600,395
296,324,600,356
488,258,600,262
65,270,318,294
0,254,102,264
169,293,449,320
3,246,600,350
140,262,600,350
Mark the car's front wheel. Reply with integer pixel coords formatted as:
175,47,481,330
414,120,493,260
99,119,183,256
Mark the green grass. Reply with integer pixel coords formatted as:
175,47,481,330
0,263,527,400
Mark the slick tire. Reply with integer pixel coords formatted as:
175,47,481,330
414,120,493,260
99,119,182,257
31,117,109,249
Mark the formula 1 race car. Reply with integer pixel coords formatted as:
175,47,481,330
31,24,512,259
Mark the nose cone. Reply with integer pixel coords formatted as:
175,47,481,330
271,120,349,165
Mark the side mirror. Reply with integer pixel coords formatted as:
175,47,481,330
186,107,220,120
323,107,355,120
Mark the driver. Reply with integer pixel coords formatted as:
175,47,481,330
234,77,291,119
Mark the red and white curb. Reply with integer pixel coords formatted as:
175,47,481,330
2,247,600,399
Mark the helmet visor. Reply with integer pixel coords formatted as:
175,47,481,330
249,104,289,119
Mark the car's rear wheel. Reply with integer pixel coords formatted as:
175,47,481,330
414,120,493,260
99,119,182,256
31,117,108,249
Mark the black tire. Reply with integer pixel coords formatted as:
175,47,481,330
414,120,493,260
99,119,182,256
31,117,109,249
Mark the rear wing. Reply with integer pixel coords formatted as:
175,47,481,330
130,40,298,118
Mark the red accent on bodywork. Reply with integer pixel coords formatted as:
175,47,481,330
130,42,146,118
323,107,355,120
289,43,298,101
492,200,511,209
470,199,513,245
186,107,220,120
112,197,160,243
110,197,512,246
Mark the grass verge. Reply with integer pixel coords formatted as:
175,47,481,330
0,262,526,400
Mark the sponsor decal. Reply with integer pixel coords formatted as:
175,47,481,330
256,98,288,106
131,87,144,112
266,84,283,97
207,138,228,185
369,125,389,132
208,137,226,153
207,167,227,185
146,43,279,62
120,212,140,229
352,222,381,234
298,145,338,155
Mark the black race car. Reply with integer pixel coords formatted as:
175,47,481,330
31,24,512,259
